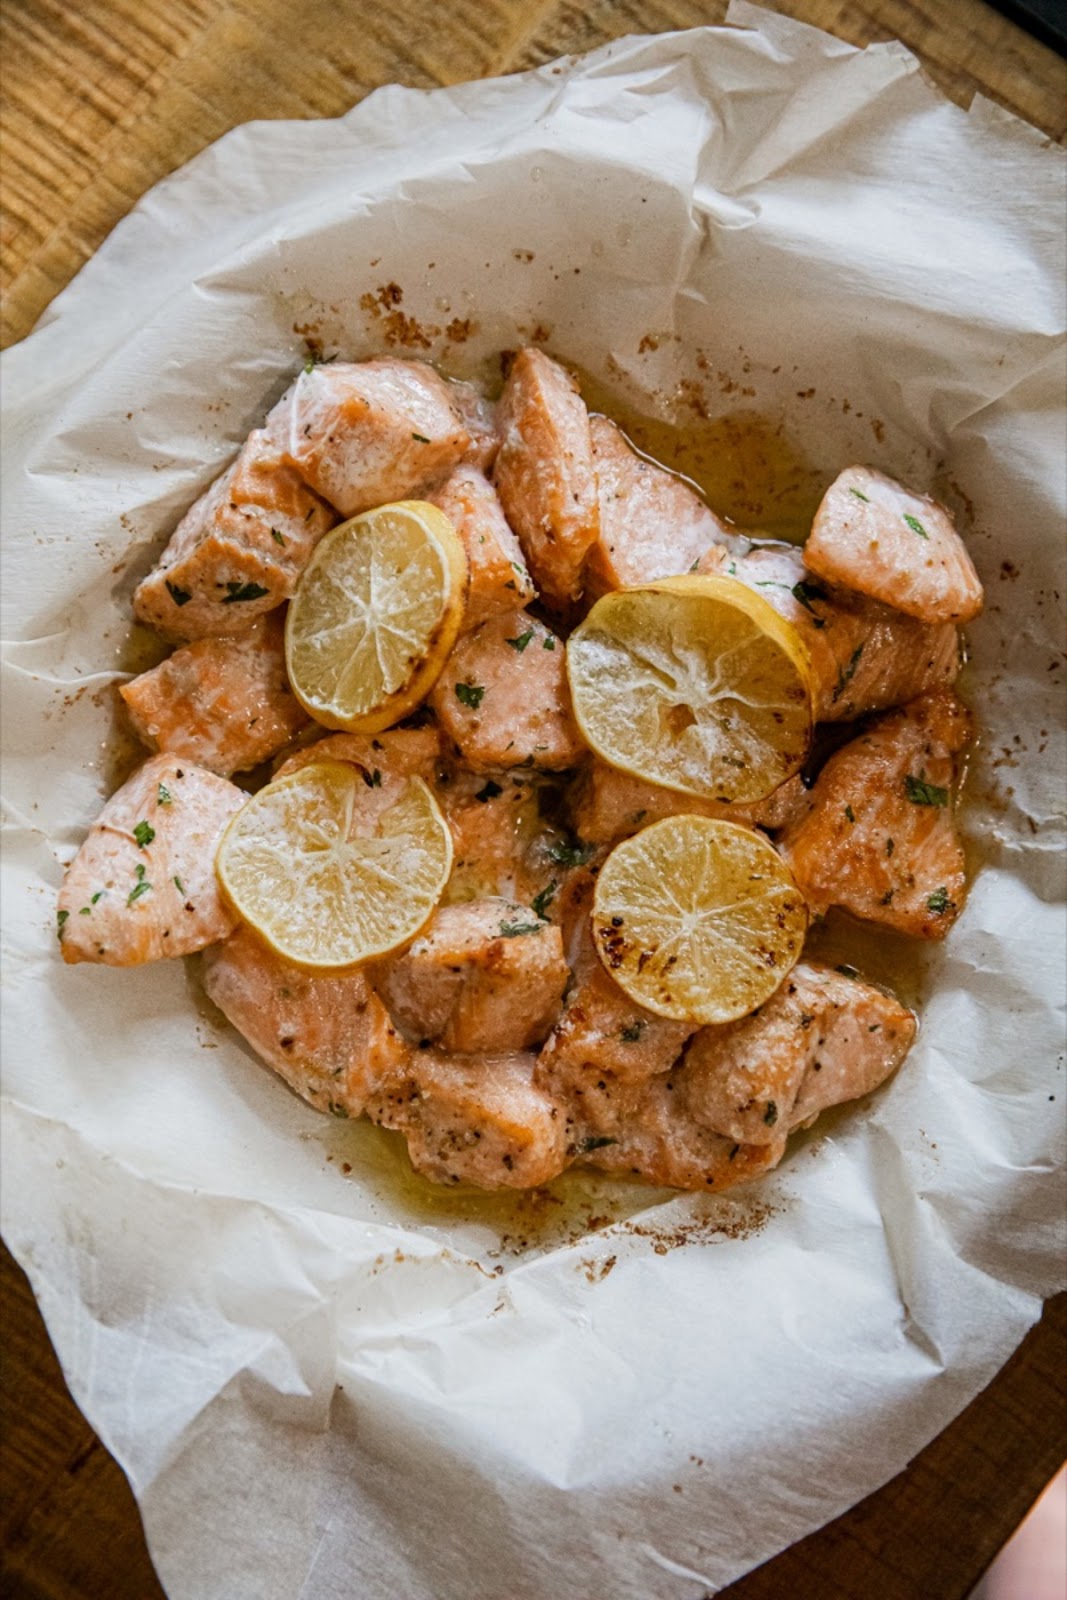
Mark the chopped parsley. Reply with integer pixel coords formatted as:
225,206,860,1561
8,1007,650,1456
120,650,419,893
531,881,557,920
270,527,286,546
832,644,864,702
127,864,152,905
475,780,502,802
454,682,485,710
904,774,948,807
173,875,185,894
133,820,155,849
506,630,534,653
498,920,541,938
619,1021,644,1043
542,635,556,651
848,487,870,503
91,890,105,904
303,354,318,373
157,783,173,806
411,433,430,444
578,1136,618,1153
844,804,855,823
221,581,270,604
56,909,69,939
166,581,192,607
791,579,828,628
546,837,594,868
926,886,955,915
763,1101,778,1126
79,905,92,915
903,513,929,540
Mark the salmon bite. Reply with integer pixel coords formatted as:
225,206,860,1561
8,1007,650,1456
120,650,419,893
60,347,983,1192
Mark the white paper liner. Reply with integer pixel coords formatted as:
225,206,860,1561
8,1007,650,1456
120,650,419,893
2,6,1065,1596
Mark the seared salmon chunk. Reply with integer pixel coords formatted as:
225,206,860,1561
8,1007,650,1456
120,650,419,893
805,466,983,624
133,429,335,641
536,913,694,1147
570,756,807,845
372,898,569,1053
268,358,471,516
120,612,308,777
202,926,409,1116
369,1050,568,1189
581,1078,788,1191
493,348,600,609
779,689,972,938
57,755,243,965
429,465,536,627
430,609,584,771
681,961,915,1143
584,415,729,597
273,726,441,794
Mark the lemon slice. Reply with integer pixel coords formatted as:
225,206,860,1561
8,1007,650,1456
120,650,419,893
216,761,453,969
591,816,807,1024
285,500,467,733
566,574,813,803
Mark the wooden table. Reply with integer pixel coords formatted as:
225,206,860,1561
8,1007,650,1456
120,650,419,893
2,2,1064,1596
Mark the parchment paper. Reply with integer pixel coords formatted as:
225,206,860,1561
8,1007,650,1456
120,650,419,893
2,6,1065,1597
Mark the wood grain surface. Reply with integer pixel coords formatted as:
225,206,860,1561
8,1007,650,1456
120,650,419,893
1,1,1065,1597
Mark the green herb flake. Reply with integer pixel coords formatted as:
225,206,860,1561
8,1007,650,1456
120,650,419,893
836,963,859,979
79,906,92,915
763,1101,778,1126
303,355,317,373
56,909,69,939
506,630,534,653
619,1021,644,1043
222,581,270,604
498,921,541,938
849,487,870,503
833,644,864,702
927,886,955,915
791,580,828,628
270,527,286,546
542,635,556,650
411,432,431,444
91,890,105,904
531,881,558,920
475,780,503,803
133,820,155,849
578,1136,618,1153
127,872,152,906
454,682,485,710
844,805,855,823
157,783,172,806
904,773,949,807
547,838,594,868
903,513,929,540
166,581,192,607
173,876,185,894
